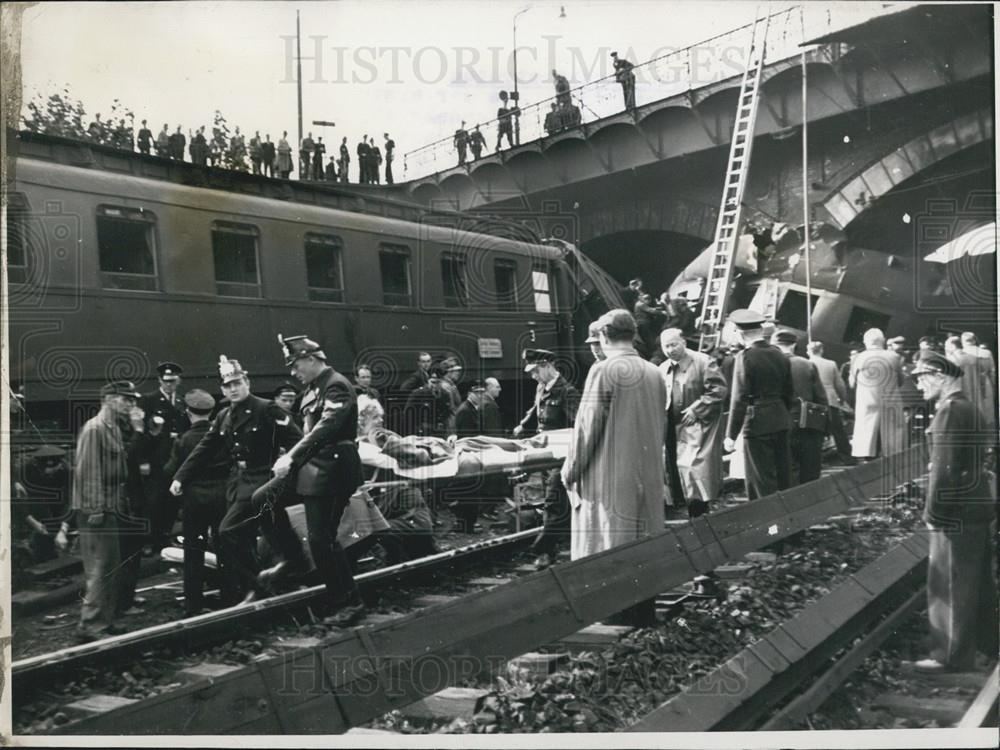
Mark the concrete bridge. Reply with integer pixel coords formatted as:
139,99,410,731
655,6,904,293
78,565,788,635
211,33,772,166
375,4,994,293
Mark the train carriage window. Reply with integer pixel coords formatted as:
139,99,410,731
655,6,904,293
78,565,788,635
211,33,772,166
379,243,412,306
843,306,891,344
5,192,29,284
441,252,469,308
776,290,819,332
532,262,553,313
212,221,261,298
304,233,344,303
97,205,158,291
494,259,519,311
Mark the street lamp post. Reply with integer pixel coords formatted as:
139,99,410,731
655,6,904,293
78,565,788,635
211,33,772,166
512,5,532,146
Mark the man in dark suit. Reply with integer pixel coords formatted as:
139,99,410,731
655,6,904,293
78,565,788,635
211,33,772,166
137,120,153,155
514,348,580,568
450,380,505,531
403,364,456,438
357,136,370,183
724,310,795,500
383,133,395,184
168,125,186,161
400,352,433,394
910,350,997,673
163,389,228,615
454,380,502,437
261,135,276,178
772,330,828,484
170,357,301,605
257,334,367,626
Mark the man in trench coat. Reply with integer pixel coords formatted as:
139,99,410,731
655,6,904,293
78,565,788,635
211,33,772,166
658,328,727,518
849,328,905,460
562,309,665,626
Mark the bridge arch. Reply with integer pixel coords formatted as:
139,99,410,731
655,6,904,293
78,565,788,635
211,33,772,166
582,228,709,295
820,108,993,229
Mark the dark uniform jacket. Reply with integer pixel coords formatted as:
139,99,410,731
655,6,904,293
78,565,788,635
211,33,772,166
404,384,455,438
173,395,301,503
399,368,430,394
787,354,829,426
517,375,580,434
924,391,995,528
165,421,229,507
287,366,363,497
454,396,502,437
726,340,795,440
140,389,190,439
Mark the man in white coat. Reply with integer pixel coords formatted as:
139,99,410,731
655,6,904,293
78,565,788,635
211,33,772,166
849,328,905,460
562,309,665,627
658,328,728,518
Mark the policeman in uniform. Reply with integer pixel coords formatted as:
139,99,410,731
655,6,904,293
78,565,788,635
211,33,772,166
255,335,367,627
170,357,302,605
724,310,795,500
138,361,189,554
513,348,580,568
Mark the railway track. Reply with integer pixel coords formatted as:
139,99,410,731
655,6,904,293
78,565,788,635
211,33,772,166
13,447,927,735
13,525,541,730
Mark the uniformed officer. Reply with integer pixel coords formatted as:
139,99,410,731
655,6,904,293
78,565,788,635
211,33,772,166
138,361,190,554
255,334,367,627
724,310,795,500
273,382,300,417
169,357,302,605
911,350,997,672
514,348,580,568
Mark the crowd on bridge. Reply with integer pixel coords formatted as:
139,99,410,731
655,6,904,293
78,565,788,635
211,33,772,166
21,100,397,186
11,305,997,661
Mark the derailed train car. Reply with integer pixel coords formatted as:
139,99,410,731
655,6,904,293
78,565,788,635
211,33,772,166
6,132,621,425
669,221,997,361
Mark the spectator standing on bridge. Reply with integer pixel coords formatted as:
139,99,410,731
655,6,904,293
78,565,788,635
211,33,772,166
155,123,170,157
325,155,338,182
70,380,144,642
137,120,153,155
169,125,186,161
277,132,293,178
357,135,371,183
724,309,794,500
383,133,395,184
562,310,664,626
312,136,326,180
611,51,637,111
253,335,367,627
339,137,351,182
88,113,103,143
190,127,208,166
370,144,383,184
772,330,828,484
468,125,486,160
496,99,516,151
544,103,560,135
552,69,572,108
249,131,262,174
807,341,853,463
170,357,302,605
659,328,727,519
163,390,228,616
261,134,276,177
515,348,580,570
911,349,997,673
299,132,314,179
849,327,905,461
454,121,469,166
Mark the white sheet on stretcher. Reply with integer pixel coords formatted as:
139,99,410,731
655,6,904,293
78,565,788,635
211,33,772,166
358,429,573,481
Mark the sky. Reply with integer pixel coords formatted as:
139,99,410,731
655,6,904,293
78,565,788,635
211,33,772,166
16,1,891,179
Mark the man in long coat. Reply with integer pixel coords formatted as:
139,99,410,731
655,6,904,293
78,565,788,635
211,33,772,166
849,328,905,460
563,310,665,558
658,328,727,518
911,350,997,672
773,330,828,484
563,309,665,627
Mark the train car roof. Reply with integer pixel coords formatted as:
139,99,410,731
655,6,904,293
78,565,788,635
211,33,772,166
11,131,557,256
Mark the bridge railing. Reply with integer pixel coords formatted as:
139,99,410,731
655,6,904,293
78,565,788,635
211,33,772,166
402,3,903,181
